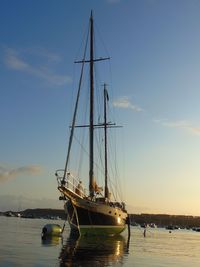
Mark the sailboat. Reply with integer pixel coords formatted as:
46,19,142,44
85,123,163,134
56,12,129,236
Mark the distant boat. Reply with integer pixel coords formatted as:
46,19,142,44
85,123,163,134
56,12,129,236
149,223,157,228
5,211,14,217
166,225,174,230
140,223,147,228
166,225,180,230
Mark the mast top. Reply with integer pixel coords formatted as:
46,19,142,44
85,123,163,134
90,10,93,19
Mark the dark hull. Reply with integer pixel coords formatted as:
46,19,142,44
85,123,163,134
65,199,127,236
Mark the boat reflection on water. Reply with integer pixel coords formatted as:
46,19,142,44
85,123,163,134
59,232,129,266
41,235,62,246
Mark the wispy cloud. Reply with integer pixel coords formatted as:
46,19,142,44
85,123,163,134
154,119,200,135
113,97,143,112
0,165,42,182
4,47,72,86
26,47,62,63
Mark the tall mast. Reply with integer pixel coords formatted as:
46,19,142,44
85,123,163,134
89,11,95,198
104,84,109,199
86,11,110,198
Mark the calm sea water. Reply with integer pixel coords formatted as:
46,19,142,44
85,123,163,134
0,216,200,267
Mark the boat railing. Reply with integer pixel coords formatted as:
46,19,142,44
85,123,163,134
55,169,87,198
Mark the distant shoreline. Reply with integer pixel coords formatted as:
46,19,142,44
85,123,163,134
1,209,200,228
0,208,66,220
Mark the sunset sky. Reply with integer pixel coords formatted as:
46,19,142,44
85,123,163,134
1,0,200,215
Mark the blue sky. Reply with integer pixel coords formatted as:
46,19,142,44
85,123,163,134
1,0,200,215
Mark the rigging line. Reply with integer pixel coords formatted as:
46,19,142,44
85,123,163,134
63,24,90,181
74,20,91,63
108,126,124,200
73,134,89,157
77,77,90,177
94,130,104,185
93,24,110,123
105,140,117,199
115,128,126,200
69,21,91,126
94,90,103,175
109,141,124,200
93,23,112,186
94,19,113,101
94,20,110,59
93,68,104,178
102,91,119,197
61,198,68,234
77,132,86,178
94,65,102,124
108,161,122,201
95,86,123,200
94,95,108,185
110,157,122,201
108,171,118,201
73,133,105,179
104,129,119,200
106,115,121,199
72,203,81,236
93,61,104,143
97,91,112,189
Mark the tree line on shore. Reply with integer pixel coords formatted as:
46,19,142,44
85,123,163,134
1,209,200,228
131,213,200,228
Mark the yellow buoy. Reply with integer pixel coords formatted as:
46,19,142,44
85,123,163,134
42,224,62,236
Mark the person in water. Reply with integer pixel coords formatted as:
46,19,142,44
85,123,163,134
143,223,147,237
